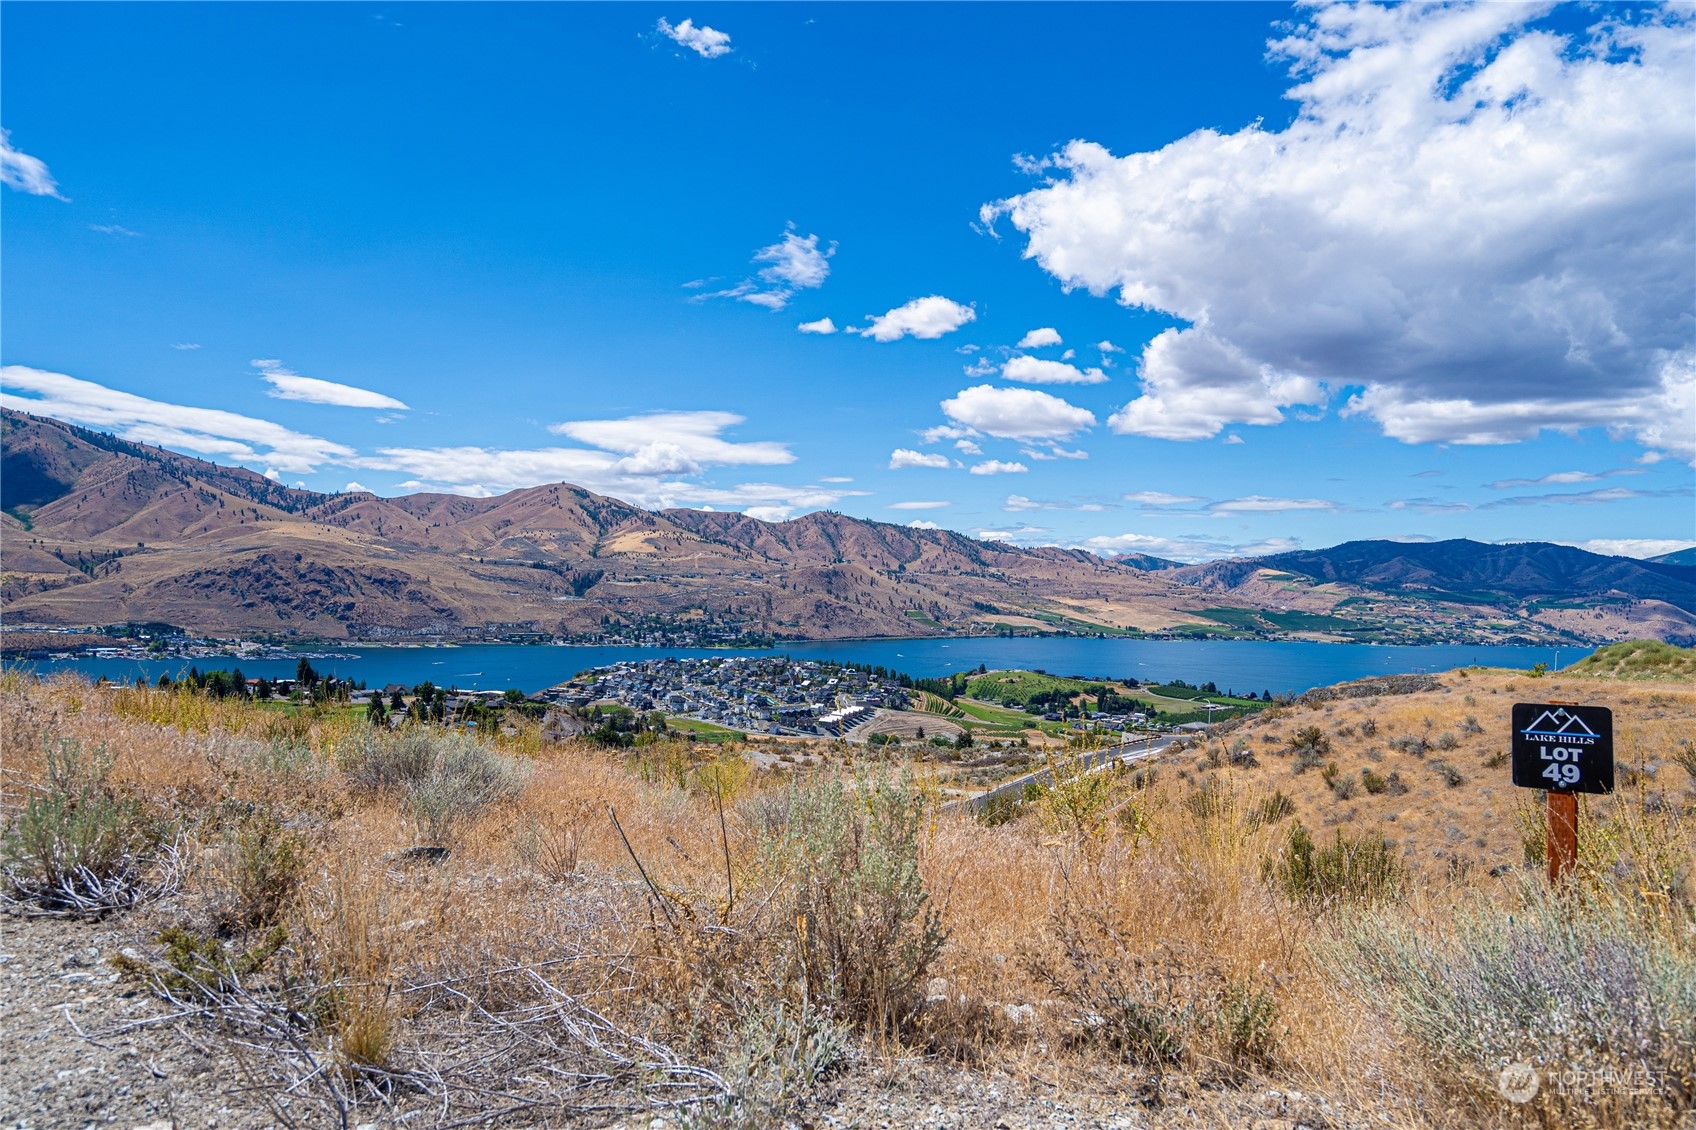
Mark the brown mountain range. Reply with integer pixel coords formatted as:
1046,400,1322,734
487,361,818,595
3,407,1690,646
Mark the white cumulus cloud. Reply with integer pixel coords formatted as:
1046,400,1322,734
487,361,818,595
888,448,951,470
858,296,976,342
254,360,409,410
940,384,1096,440
1001,356,1108,385
0,128,65,200
969,460,1028,476
657,17,732,58
1016,327,1062,349
797,317,837,335
983,5,1696,460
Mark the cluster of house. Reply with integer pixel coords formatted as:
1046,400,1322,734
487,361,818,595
348,685,518,712
549,656,910,735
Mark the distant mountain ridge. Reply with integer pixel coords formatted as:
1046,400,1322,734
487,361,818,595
1174,539,1696,612
3,407,1691,646
1651,546,1696,568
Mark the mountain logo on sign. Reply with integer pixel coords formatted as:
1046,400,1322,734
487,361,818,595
1522,708,1598,740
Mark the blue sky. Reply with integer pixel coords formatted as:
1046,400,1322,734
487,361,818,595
3,2,1692,562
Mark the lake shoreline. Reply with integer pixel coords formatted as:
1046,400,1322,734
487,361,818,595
16,638,1573,698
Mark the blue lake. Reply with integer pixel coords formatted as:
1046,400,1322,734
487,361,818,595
19,638,1570,696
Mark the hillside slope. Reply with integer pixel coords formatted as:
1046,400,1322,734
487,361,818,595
3,408,1690,645
0,410,1209,642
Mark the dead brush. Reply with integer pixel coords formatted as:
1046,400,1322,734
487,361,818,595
589,782,854,1122
513,796,595,882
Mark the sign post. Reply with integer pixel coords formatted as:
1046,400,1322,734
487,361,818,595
1509,703,1614,884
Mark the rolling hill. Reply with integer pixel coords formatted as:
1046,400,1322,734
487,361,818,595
3,407,1691,647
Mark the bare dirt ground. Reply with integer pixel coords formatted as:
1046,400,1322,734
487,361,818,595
2,910,1358,1130
846,709,964,745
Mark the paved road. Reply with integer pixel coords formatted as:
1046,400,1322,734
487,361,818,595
944,733,1182,814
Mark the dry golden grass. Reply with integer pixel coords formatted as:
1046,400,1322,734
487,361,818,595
1173,668,1696,883
3,662,1693,1127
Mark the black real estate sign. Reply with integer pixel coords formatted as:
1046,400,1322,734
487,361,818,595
1510,702,1614,794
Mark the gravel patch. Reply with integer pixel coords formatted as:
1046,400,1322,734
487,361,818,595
0,913,274,1130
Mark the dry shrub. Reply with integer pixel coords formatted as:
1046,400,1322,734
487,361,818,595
212,807,310,933
764,773,946,1040
1265,822,1405,907
1,736,164,914
339,726,528,843
1324,879,1696,1126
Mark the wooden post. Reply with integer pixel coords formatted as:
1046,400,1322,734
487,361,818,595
1547,789,1578,884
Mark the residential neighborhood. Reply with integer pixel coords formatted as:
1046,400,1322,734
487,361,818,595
540,656,913,736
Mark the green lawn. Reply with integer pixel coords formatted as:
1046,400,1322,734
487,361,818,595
665,716,747,741
1194,606,1369,633
953,697,1038,726
963,670,1098,703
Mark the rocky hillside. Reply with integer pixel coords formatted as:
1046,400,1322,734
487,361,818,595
4,407,1691,645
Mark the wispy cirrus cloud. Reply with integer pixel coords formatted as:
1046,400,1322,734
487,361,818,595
1,365,354,474
1079,532,1302,563
0,128,66,200
1479,486,1687,509
1123,490,1205,506
1004,494,1108,513
1386,497,1472,513
1209,495,1337,513
254,359,409,410
1487,469,1644,489
699,227,835,311
548,410,794,475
